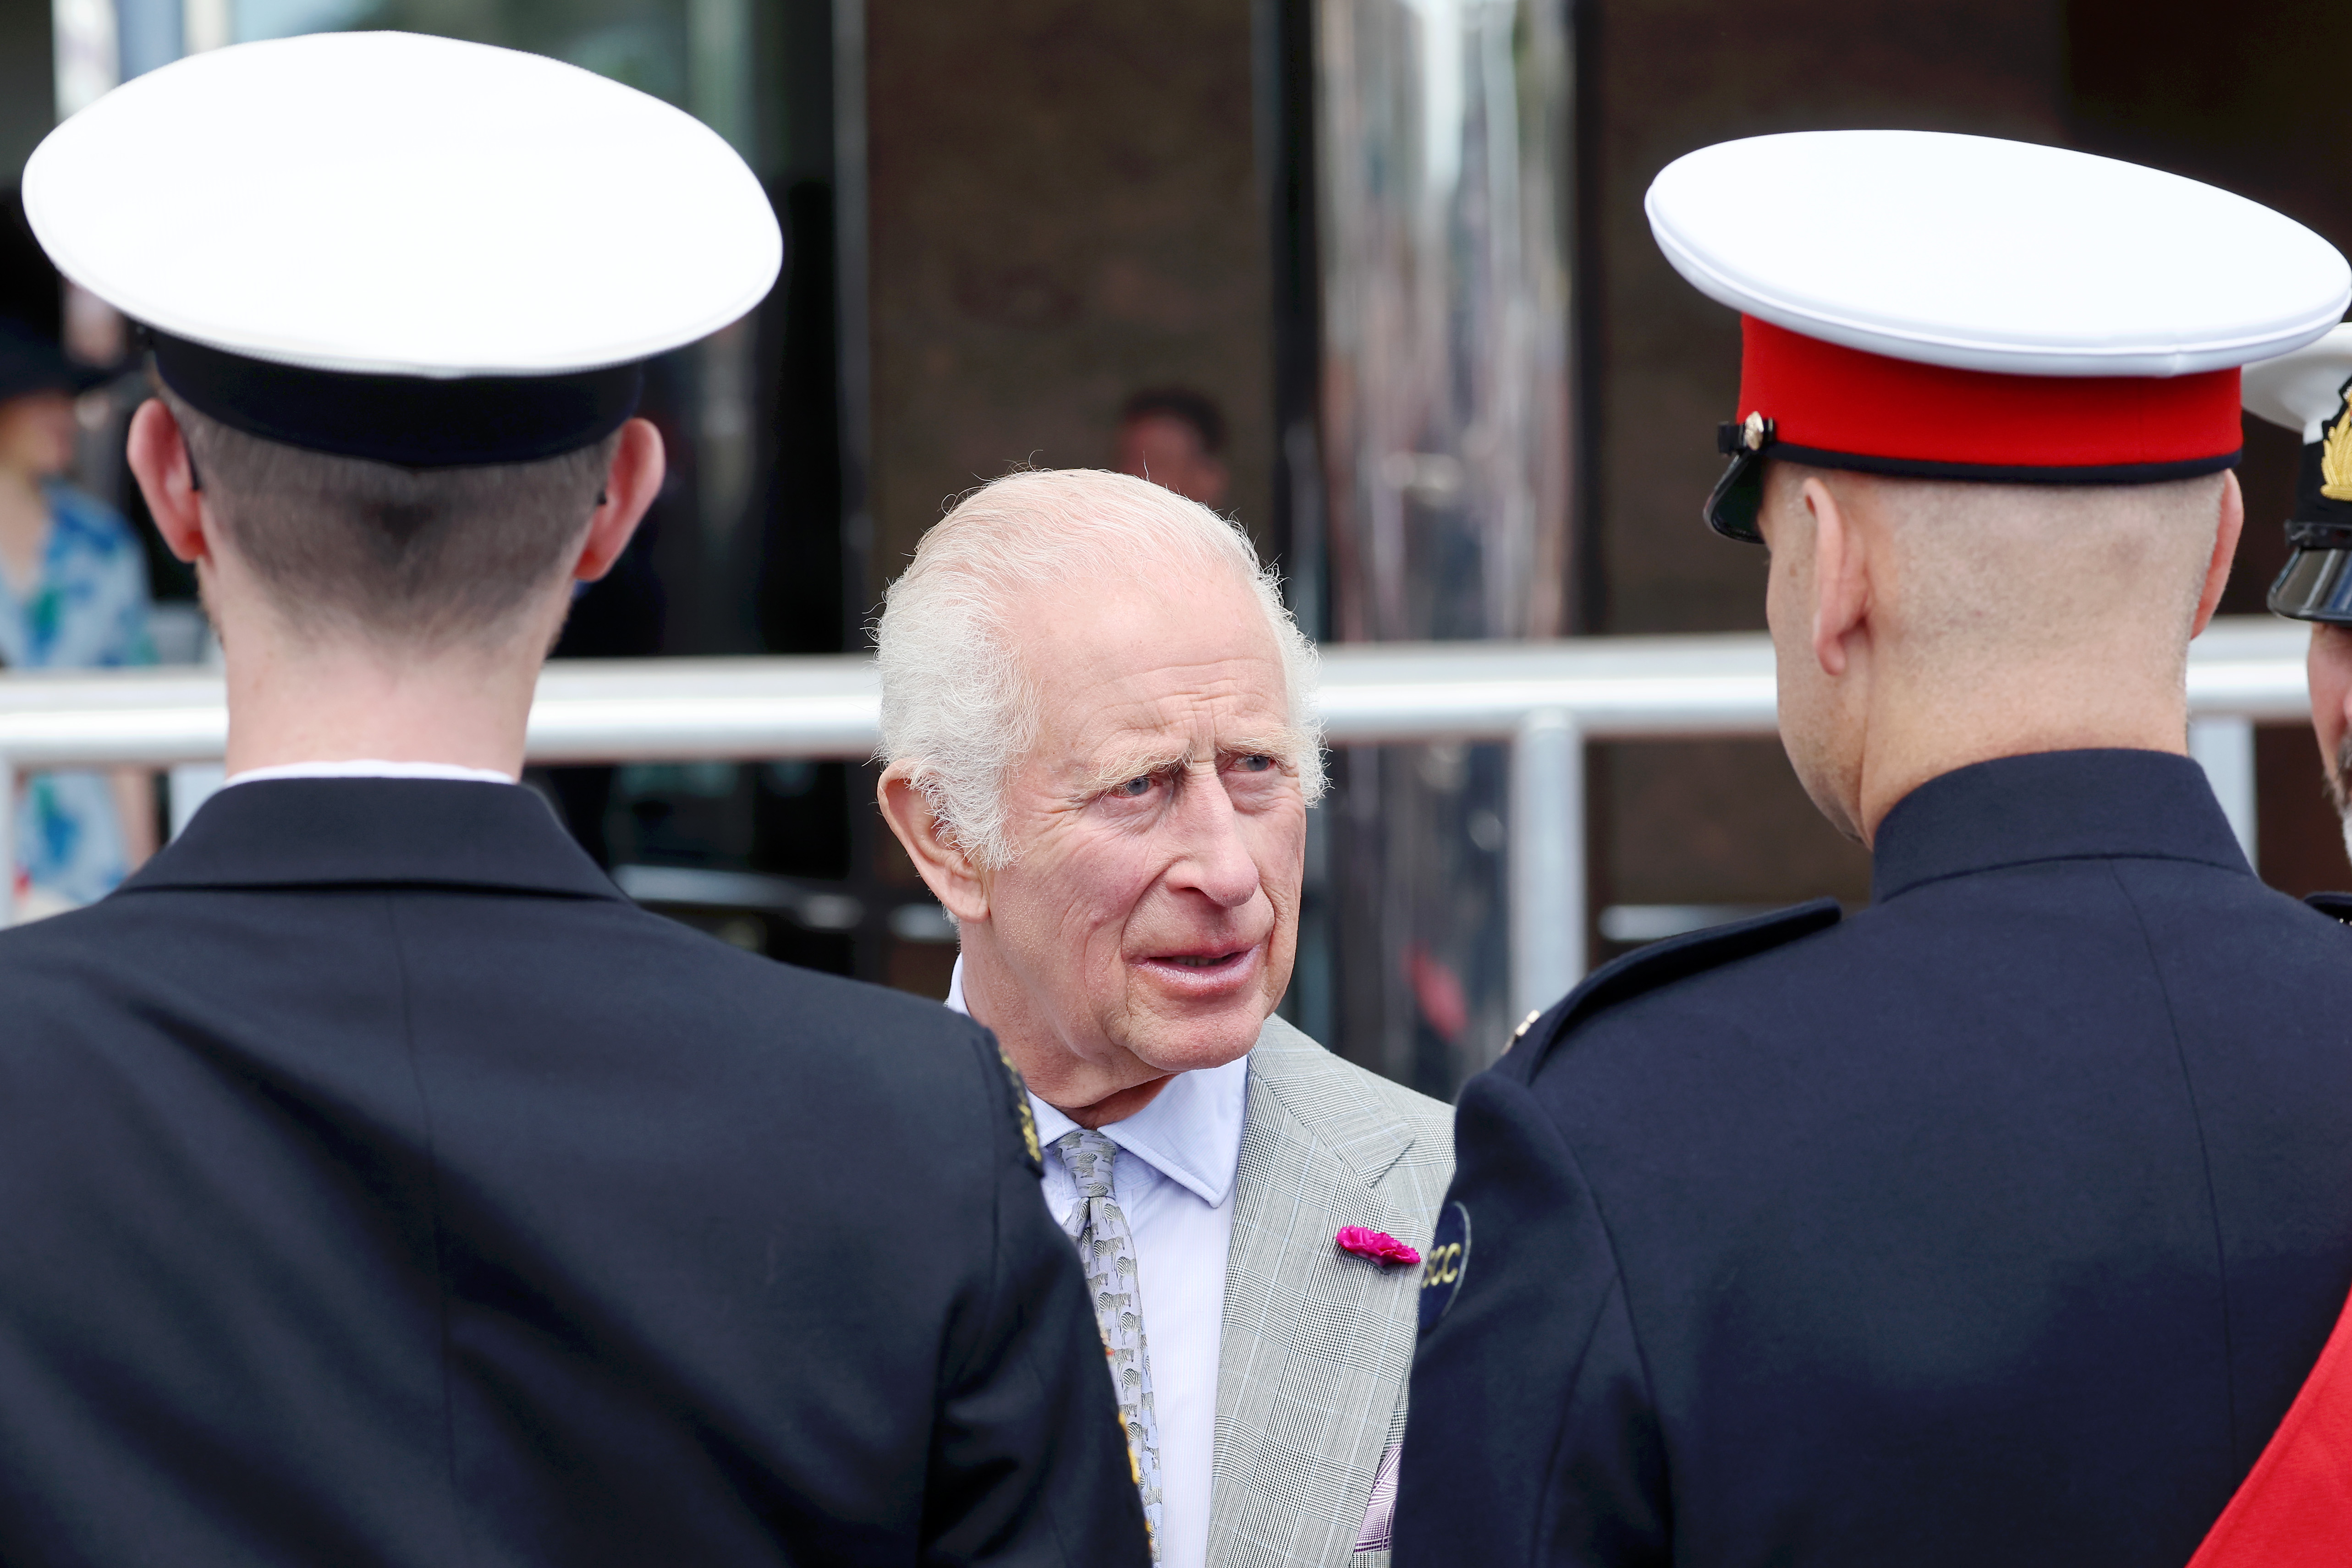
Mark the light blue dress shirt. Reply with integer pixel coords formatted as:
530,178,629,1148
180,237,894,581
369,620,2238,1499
946,957,1247,1568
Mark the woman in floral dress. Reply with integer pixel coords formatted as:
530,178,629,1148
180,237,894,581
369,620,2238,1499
0,318,155,917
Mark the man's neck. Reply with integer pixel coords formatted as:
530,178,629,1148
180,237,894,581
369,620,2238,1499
219,628,543,778
1857,665,2189,843
957,938,1176,1129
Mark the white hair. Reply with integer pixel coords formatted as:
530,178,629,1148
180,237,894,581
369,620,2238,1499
874,468,1325,868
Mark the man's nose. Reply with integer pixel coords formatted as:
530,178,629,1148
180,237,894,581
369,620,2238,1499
1168,772,1261,909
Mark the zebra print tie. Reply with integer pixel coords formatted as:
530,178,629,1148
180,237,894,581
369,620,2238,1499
1056,1127,1164,1561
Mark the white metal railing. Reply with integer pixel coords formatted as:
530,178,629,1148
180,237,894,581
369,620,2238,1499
0,617,2314,1004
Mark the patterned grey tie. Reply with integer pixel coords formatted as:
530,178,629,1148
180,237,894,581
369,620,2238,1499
1057,1128,1164,1560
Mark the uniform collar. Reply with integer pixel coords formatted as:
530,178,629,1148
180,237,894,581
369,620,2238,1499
225,759,519,786
1870,748,2247,905
121,776,622,900
946,956,1250,1208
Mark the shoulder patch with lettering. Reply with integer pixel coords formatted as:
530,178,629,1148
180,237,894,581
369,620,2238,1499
1419,1200,1472,1335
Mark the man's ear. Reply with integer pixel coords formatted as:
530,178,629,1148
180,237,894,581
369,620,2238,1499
1805,475,1871,677
2190,470,2245,639
877,766,989,923
572,417,665,582
126,398,209,566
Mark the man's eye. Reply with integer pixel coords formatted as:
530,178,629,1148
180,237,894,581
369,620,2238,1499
1234,754,1274,773
1112,775,1154,798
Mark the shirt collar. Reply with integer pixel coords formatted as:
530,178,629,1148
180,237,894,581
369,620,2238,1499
945,956,1249,1208
225,759,519,787
1870,748,2247,905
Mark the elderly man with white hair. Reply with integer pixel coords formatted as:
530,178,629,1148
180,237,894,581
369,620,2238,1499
875,469,1453,1568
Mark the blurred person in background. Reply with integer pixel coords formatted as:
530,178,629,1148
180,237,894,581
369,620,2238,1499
876,468,1451,1568
1116,387,1231,510
0,315,154,919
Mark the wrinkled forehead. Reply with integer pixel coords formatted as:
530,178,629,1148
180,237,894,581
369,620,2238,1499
1005,565,1294,763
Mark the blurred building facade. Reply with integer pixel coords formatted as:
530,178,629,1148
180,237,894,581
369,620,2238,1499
15,0,2352,1096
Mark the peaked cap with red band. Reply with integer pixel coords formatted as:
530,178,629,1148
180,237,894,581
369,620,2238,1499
1645,130,2352,541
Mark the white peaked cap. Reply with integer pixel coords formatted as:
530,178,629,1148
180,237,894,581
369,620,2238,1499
2243,323,2352,443
22,30,781,379
1647,130,2348,378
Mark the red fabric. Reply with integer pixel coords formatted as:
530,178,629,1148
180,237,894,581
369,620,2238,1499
2189,1283,2352,1568
1737,316,2243,469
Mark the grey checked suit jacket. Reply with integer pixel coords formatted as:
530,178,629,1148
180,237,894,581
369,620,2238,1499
1209,1016,1454,1568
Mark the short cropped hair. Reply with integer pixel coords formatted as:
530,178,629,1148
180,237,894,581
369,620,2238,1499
161,386,614,645
1767,463,2227,672
1117,387,1226,456
876,468,1323,869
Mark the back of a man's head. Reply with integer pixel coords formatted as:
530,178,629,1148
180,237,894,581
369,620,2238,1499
1866,470,2226,683
1763,462,2236,840
165,388,614,649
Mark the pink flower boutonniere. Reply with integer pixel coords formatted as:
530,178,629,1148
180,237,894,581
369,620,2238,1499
1335,1225,1421,1268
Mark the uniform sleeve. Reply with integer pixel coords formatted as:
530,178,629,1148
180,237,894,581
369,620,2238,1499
1392,1063,1669,1568
921,1030,1151,1568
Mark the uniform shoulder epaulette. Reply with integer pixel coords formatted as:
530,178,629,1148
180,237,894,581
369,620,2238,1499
2306,892,2352,925
1504,898,1843,1078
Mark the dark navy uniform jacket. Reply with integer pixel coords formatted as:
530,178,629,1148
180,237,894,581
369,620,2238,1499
1396,749,2352,1567
0,778,1148,1568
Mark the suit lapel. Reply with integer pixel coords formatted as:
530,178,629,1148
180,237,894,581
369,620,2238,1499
1207,1021,1422,1568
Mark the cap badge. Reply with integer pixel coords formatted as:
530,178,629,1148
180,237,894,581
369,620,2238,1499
2323,391,2352,503
1716,411,1776,457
